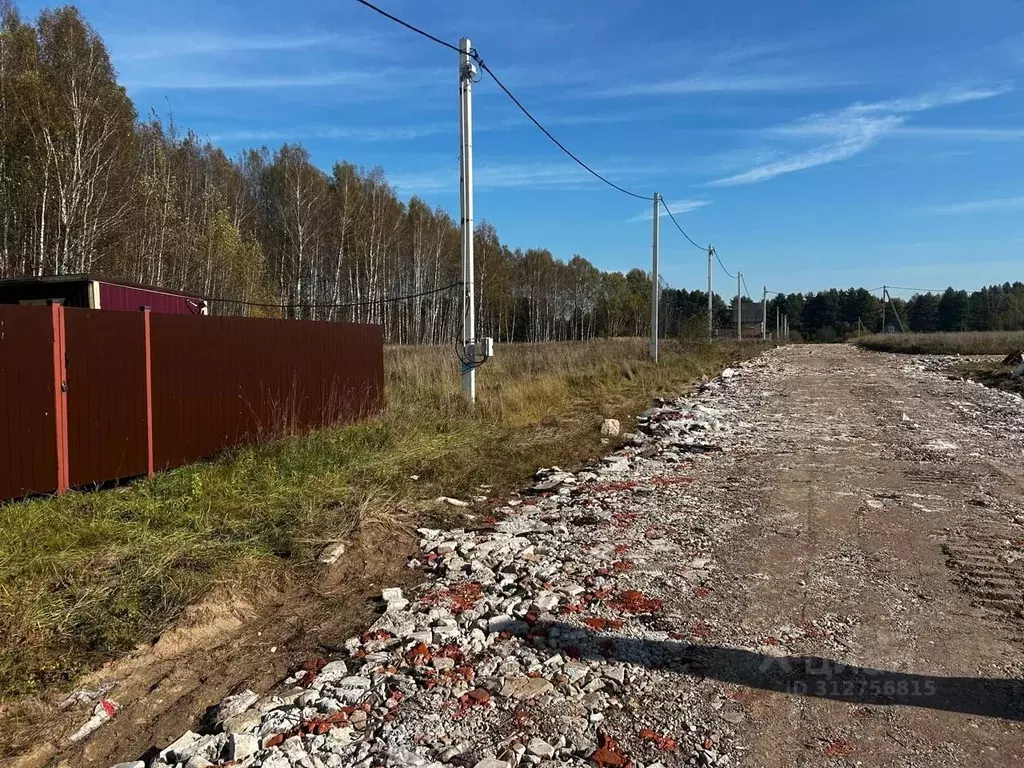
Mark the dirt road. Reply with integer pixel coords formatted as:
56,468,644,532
45,345,1024,767
707,345,1024,765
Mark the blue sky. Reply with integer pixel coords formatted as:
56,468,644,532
21,0,1024,295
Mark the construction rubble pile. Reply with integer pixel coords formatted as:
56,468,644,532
115,354,793,768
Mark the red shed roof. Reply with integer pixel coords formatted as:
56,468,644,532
0,274,205,300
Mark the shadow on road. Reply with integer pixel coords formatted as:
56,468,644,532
547,621,1024,721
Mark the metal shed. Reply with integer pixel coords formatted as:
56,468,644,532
0,274,208,315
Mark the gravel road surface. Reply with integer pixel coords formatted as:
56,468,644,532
86,345,1024,768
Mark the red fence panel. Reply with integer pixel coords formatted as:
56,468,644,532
0,307,383,500
63,308,150,487
0,305,66,500
149,315,384,470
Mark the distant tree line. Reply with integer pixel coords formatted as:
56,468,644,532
0,4,743,344
2,6,1020,345
767,284,1024,341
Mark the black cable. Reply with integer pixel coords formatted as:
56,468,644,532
660,198,706,251
713,248,737,280
355,0,653,201
207,281,462,310
455,318,488,371
354,0,752,279
887,285,947,294
472,60,653,201
353,0,463,55
455,341,487,371
741,274,752,300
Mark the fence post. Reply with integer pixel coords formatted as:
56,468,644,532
50,302,69,494
141,306,155,478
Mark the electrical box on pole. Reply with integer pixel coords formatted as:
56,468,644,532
650,193,660,361
459,38,477,402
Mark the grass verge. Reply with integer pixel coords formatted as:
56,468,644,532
953,360,1024,398
855,331,1024,355
0,338,765,700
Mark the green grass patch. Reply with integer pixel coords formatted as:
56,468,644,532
0,338,764,699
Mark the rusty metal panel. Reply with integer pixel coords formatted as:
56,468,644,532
63,308,150,487
150,315,384,470
0,305,63,500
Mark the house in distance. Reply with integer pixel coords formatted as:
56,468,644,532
0,274,207,315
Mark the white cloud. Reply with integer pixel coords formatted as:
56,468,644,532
208,112,648,145
599,73,843,97
390,161,654,194
710,85,1013,186
209,125,450,144
627,199,710,222
111,32,372,60
711,115,901,186
124,70,375,90
122,66,446,92
892,126,1024,141
847,84,1013,114
922,196,1024,215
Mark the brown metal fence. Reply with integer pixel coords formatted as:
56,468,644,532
64,308,151,487
150,314,384,470
0,305,67,500
0,305,383,502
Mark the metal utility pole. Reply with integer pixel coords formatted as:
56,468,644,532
762,286,767,341
881,284,886,333
459,38,476,402
736,271,742,340
650,192,660,361
707,245,714,342
776,307,780,340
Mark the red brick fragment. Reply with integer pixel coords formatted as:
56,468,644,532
609,589,663,614
406,642,431,665
584,617,624,631
592,732,630,767
639,728,678,751
466,687,491,704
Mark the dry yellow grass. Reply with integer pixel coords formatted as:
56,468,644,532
856,331,1024,355
0,337,764,699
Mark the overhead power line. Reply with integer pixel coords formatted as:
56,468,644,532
354,0,652,201
741,274,752,300
353,0,463,54
660,198,705,251
473,60,652,201
713,248,736,280
207,281,463,311
353,1,762,296
887,285,947,294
